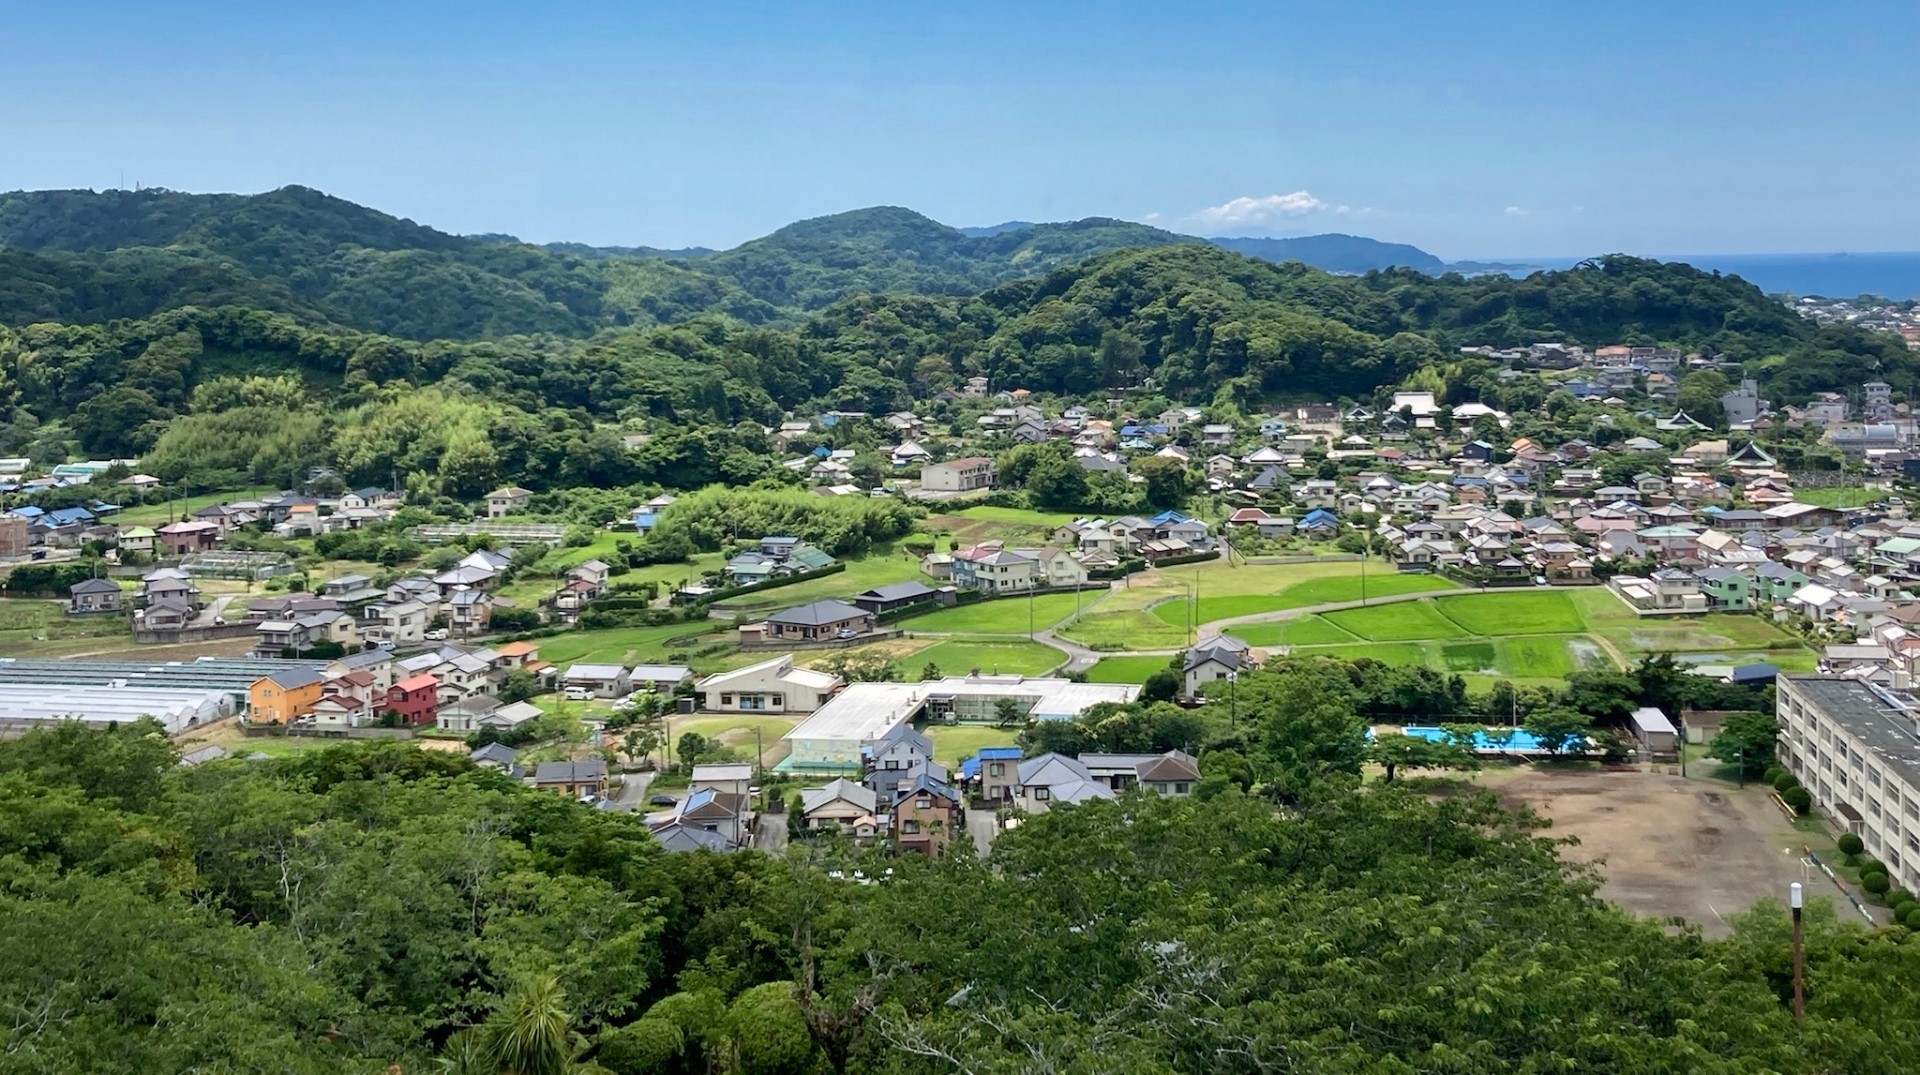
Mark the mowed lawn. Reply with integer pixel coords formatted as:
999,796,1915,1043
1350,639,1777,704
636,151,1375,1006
928,506,1078,546
1434,591,1584,635
1324,601,1468,642
914,638,1066,677
662,715,797,767
925,724,1021,768
900,592,1093,634
1085,654,1177,684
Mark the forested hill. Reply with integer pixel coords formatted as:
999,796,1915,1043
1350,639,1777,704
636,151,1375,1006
0,186,1487,338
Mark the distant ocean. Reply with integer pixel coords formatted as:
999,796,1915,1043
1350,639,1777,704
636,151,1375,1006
1506,252,1920,301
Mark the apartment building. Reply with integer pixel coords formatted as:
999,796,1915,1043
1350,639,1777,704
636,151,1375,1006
1776,676,1920,896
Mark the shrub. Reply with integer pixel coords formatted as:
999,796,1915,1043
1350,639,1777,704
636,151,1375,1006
1838,833,1865,856
1906,906,1920,929
1863,872,1890,896
1894,898,1918,923
1772,772,1800,793
1762,765,1785,785
596,1018,684,1075
1886,887,1913,909
1782,786,1812,815
1857,858,1884,878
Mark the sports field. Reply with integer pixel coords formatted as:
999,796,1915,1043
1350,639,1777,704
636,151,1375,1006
1084,654,1178,685
912,638,1066,677
1148,566,1456,627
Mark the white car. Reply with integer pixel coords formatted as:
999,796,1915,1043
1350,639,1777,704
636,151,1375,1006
564,687,593,702
424,628,448,641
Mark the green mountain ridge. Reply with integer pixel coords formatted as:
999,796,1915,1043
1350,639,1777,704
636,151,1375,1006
0,186,1522,340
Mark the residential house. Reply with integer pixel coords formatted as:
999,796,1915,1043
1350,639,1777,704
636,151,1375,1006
800,778,881,838
757,599,875,642
533,760,607,798
363,599,429,647
975,745,1023,802
696,654,843,714
115,526,156,557
921,457,997,493
1697,567,1753,611
249,668,326,724
629,664,694,692
156,520,221,556
852,581,941,616
446,589,497,634
563,663,631,698
138,596,195,632
379,674,439,726
1184,636,1253,699
863,724,936,797
891,773,963,856
950,545,1040,593
484,486,534,518
469,743,522,775
68,577,123,613
1012,753,1116,813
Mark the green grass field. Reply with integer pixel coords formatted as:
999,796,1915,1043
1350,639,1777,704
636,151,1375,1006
661,715,797,767
534,621,730,666
899,592,1094,634
913,638,1066,677
1324,601,1468,642
1152,571,1457,627
1792,486,1881,509
1438,640,1497,672
928,505,1078,546
925,724,1021,768
1084,654,1178,684
1496,635,1582,678
1434,592,1584,635
1229,616,1361,647
1056,609,1194,650
110,485,278,527
0,598,135,657
1292,642,1433,667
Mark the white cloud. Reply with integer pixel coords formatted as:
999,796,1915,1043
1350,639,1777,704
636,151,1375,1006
1142,212,1162,222
1503,206,1531,217
1189,191,1349,228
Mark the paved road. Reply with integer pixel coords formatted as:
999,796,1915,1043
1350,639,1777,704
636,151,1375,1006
608,769,656,812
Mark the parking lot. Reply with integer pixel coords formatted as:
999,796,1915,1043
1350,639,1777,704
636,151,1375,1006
1474,766,1818,937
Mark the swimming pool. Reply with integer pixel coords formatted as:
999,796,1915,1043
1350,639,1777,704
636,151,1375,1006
1401,725,1554,753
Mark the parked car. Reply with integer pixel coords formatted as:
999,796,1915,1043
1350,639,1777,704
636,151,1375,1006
835,627,857,639
424,628,448,641
564,686,593,701
648,794,677,807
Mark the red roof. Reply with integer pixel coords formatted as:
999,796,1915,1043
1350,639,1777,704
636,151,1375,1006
1228,508,1271,523
393,674,437,692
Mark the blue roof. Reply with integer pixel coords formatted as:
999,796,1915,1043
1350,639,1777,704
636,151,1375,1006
1150,510,1191,525
811,445,831,457
47,507,95,524
682,787,718,811
979,746,1022,759
1301,508,1339,525
960,758,980,780
9,506,45,519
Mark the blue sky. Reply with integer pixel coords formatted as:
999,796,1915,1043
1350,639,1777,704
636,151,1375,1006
2,1,1915,257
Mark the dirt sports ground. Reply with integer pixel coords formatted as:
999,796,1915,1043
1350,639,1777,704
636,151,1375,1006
1474,766,1824,938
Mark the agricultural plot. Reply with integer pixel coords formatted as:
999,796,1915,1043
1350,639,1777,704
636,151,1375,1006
534,621,728,667
912,638,1066,677
1084,655,1177,684
926,506,1079,546
1057,609,1194,651
1152,569,1457,627
901,592,1097,634
1229,616,1360,648
1324,601,1468,642
1433,592,1583,635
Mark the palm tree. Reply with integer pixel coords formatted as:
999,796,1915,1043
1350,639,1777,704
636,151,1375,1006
485,975,579,1075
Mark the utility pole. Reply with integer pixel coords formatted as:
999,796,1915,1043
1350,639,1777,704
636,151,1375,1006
1790,882,1805,1025
1228,670,1238,730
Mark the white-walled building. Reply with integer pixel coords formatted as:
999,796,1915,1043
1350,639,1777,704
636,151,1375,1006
1776,676,1920,897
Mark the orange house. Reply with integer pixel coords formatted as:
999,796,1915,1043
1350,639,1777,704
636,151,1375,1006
249,668,326,724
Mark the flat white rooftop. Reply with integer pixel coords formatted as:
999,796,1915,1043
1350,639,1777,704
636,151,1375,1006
784,675,1140,745
0,683,230,734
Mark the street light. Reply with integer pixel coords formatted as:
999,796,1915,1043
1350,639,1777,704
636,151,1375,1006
1790,881,1805,1024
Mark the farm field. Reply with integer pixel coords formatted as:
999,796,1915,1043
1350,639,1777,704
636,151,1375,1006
911,638,1066,677
1229,617,1361,648
927,505,1078,546
1056,609,1192,651
1150,566,1457,627
925,724,1020,768
1084,654,1177,685
110,485,279,527
899,591,1094,634
1433,592,1585,635
533,620,730,667
723,542,935,616
1324,601,1468,642
1791,486,1883,509
0,598,136,658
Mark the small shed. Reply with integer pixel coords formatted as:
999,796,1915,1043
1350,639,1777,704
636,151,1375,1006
1628,706,1679,759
